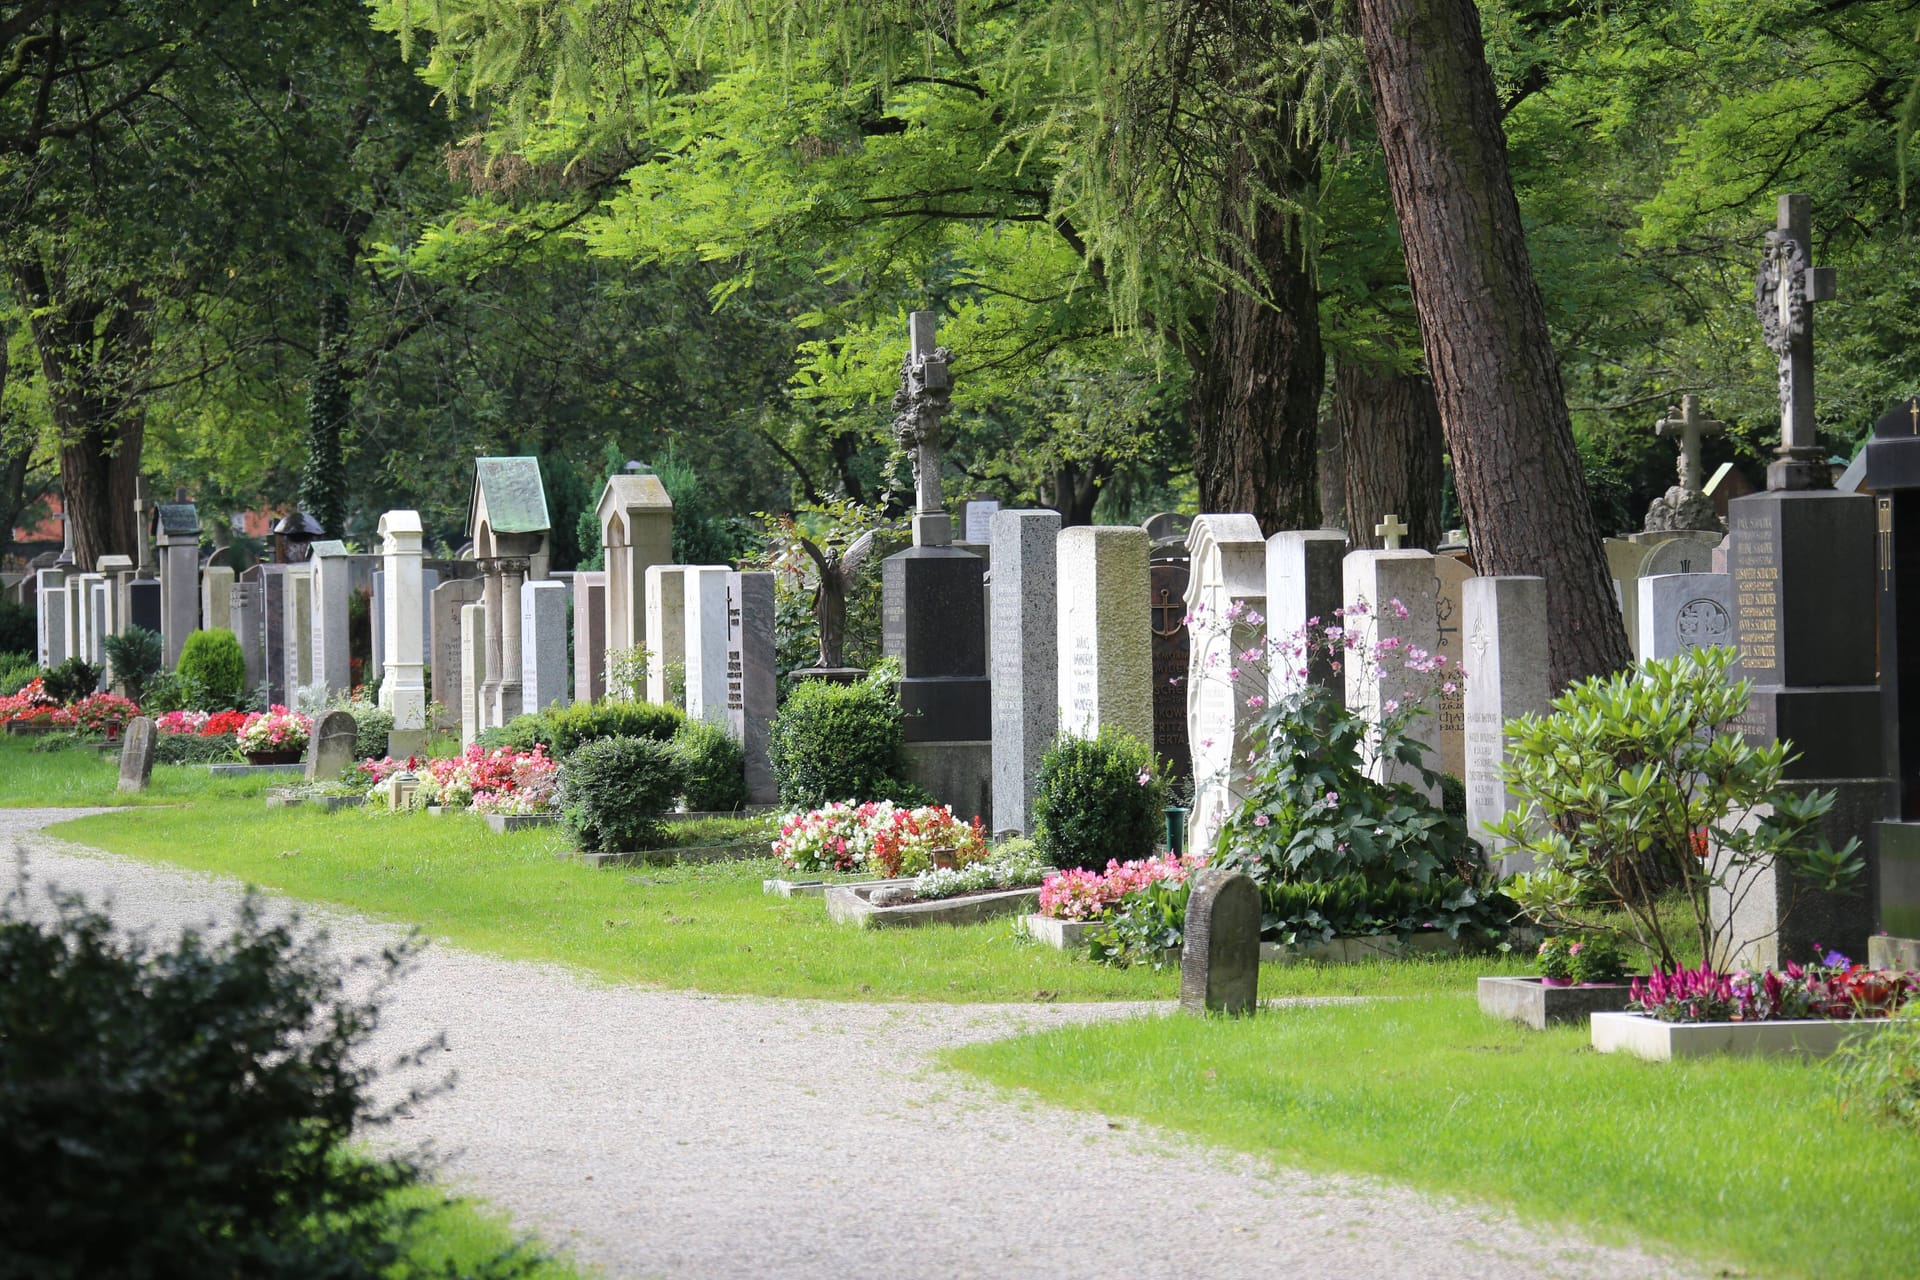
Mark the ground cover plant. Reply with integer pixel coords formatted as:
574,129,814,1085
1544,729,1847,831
43,790,1526,1002
947,997,1920,1280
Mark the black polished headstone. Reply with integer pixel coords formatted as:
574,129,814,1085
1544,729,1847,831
1150,561,1191,782
127,579,162,635
882,545,989,742
1865,399,1920,944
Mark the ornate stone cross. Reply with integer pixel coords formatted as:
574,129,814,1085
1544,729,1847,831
1755,193,1837,490
1656,394,1726,493
1374,513,1408,550
892,310,954,547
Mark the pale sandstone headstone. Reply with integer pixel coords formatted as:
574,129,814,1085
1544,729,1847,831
1264,529,1346,701
1185,515,1268,859
572,570,607,704
644,565,687,705
1343,548,1441,796
1056,525,1153,747
1462,576,1551,874
201,565,235,634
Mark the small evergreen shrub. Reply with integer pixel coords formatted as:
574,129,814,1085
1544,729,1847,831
40,656,102,704
1031,730,1165,872
481,699,684,758
669,718,747,812
0,885,536,1279
767,674,923,808
177,630,247,709
102,627,163,702
558,735,680,853
0,652,37,698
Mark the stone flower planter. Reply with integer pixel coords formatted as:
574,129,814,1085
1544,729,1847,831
480,812,559,834
763,875,893,899
1591,1010,1897,1061
824,882,1039,929
1024,914,1097,950
1478,975,1637,1030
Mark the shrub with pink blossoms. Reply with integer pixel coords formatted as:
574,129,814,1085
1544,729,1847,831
1038,853,1207,921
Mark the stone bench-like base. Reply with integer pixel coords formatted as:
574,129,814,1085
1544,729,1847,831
209,762,303,777
1478,975,1636,1030
763,875,894,898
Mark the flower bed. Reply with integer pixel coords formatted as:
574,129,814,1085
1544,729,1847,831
354,744,558,815
1037,853,1203,922
0,678,58,726
0,679,140,738
156,710,210,736
770,800,985,876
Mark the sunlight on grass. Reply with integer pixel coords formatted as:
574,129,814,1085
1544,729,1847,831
947,996,1920,1280
0,737,282,807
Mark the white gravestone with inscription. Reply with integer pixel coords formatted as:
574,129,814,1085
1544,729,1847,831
1462,576,1551,874
1185,515,1269,860
682,566,732,726
1343,548,1441,797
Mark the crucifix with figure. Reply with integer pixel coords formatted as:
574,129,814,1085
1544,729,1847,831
1755,193,1837,490
893,311,954,547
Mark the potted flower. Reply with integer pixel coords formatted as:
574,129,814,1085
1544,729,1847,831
236,706,312,765
1481,935,1635,1030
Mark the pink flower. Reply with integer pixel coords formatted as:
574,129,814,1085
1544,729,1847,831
1253,813,1270,827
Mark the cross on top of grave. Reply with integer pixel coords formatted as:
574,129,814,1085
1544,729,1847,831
892,310,953,547
1375,513,1409,550
1755,193,1837,491
1657,394,1726,493
133,476,156,575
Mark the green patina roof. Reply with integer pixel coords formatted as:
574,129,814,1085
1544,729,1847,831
156,504,198,536
469,457,550,534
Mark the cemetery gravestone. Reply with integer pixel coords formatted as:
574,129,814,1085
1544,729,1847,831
1343,546,1441,796
459,602,486,749
1639,533,1723,578
117,716,156,793
644,565,687,705
597,473,674,688
1864,394,1920,940
1185,515,1269,859
1461,576,1551,874
155,503,200,667
572,570,608,704
469,456,551,729
1264,529,1346,701
683,567,733,725
35,567,67,668
1056,526,1153,747
283,564,313,696
1644,395,1728,533
309,541,354,697
1179,869,1261,1016
1149,558,1191,786
990,510,1060,835
305,709,359,784
1636,572,1735,663
726,571,778,803
520,579,571,715
201,565,235,634
1603,539,1651,662
378,510,430,756
230,581,264,692
1431,555,1474,778
961,496,1001,545
431,578,483,730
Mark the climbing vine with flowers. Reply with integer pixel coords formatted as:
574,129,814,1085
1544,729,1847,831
1211,598,1510,944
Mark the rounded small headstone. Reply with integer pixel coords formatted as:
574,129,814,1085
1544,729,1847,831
1179,869,1261,1016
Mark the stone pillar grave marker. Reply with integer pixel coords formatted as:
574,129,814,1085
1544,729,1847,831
989,509,1060,835
1056,525,1152,747
1461,576,1551,875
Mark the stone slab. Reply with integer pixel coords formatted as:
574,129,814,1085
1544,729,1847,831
1590,1010,1894,1061
823,882,1039,929
482,812,560,834
1477,975,1636,1031
207,762,304,777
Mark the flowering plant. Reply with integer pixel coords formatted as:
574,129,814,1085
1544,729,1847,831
1632,952,1919,1024
201,710,251,738
1038,853,1206,921
54,692,142,735
155,710,210,736
867,804,987,878
771,801,895,872
418,744,557,812
0,678,58,725
1537,936,1628,985
237,706,312,753
912,842,1052,901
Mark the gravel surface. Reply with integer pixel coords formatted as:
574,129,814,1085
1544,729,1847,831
3,809,1700,1280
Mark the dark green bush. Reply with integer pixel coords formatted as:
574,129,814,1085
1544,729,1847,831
154,732,241,765
40,656,101,704
0,599,34,656
1032,730,1165,872
481,698,684,758
558,735,680,852
0,885,536,1280
136,670,204,716
669,718,747,812
767,675,924,808
177,629,247,709
102,627,163,703
0,652,37,697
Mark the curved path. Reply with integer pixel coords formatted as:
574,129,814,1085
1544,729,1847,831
3,810,1696,1280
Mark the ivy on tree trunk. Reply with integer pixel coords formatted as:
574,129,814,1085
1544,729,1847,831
300,291,351,539
1353,0,1630,687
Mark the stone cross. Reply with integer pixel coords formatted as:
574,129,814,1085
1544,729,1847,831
1755,193,1837,490
1374,513,1409,550
132,476,155,576
893,310,953,547
1656,395,1726,493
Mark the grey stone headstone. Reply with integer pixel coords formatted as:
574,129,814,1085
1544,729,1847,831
520,579,571,715
1185,516,1269,857
990,510,1061,835
431,578,484,729
117,716,156,793
201,565,235,634
1057,525,1152,746
36,568,68,667
1264,530,1346,700
683,566,732,724
459,601,486,748
572,570,607,704
1179,869,1261,1016
1341,547,1440,797
1636,572,1735,663
1462,576,1551,875
305,709,359,783
230,581,264,696
1639,533,1722,578
309,547,354,697
726,571,778,803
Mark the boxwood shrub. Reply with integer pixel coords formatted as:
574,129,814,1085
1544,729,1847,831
177,630,247,710
482,698,684,758
558,735,680,853
767,675,925,808
1031,730,1165,872
669,718,747,812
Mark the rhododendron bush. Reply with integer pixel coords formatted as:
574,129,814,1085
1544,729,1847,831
0,678,59,726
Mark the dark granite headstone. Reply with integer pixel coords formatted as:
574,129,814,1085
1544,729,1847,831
304,709,359,783
127,579,162,636
1150,561,1191,782
1179,869,1261,1016
116,716,156,793
882,545,990,742
1867,396,1920,939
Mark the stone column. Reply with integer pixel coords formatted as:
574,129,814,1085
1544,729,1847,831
379,510,428,755
1056,525,1153,747
1342,547,1440,796
491,556,529,725
1264,529,1347,701
520,578,570,716
1461,576,1551,875
726,571,778,803
644,565,687,706
990,509,1061,835
682,566,732,725
478,558,503,727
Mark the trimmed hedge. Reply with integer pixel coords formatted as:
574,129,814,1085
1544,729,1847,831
481,698,684,758
1031,730,1165,872
559,735,680,853
767,676,925,809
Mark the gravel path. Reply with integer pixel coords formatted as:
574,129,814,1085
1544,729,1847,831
3,809,1699,1280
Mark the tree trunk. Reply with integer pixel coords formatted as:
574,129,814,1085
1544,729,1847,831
1353,0,1629,687
1049,459,1106,527
0,339,28,562
1337,359,1444,551
300,289,351,537
1189,140,1324,536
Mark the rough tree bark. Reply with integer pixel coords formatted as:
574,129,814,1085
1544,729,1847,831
0,339,29,562
1189,140,1324,535
9,260,151,569
1353,0,1629,687
1337,359,1444,551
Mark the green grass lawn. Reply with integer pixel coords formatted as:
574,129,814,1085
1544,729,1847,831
393,1185,586,1278
0,734,284,807
948,995,1920,1280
